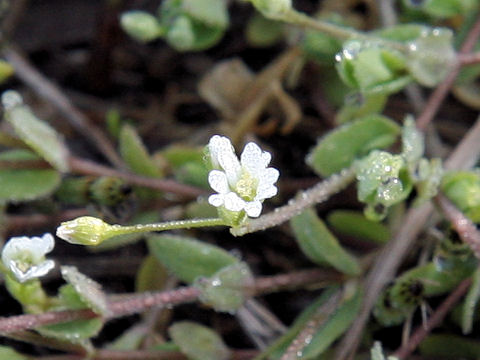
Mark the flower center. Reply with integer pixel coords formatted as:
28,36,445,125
235,171,258,201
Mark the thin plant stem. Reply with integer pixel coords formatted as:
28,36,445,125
435,194,480,259
231,165,356,236
458,51,480,65
0,268,341,334
282,9,407,52
107,217,227,237
2,46,126,169
69,156,206,198
393,278,472,359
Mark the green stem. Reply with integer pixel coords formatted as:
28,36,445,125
109,217,227,237
281,9,407,52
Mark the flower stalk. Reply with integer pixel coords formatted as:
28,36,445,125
57,216,227,246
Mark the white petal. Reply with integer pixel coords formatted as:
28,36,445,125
10,259,55,283
218,152,241,186
208,194,225,207
208,135,235,168
208,170,230,194
224,192,246,212
260,167,280,186
240,142,268,174
255,185,278,201
244,201,262,217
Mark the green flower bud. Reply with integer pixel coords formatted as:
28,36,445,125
56,216,120,246
120,11,164,43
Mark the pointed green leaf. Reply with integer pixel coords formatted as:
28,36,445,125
147,234,238,283
462,266,480,334
301,288,362,359
135,255,169,292
290,208,361,275
119,124,162,178
169,321,230,360
306,115,400,177
2,91,69,172
61,266,109,316
0,150,61,203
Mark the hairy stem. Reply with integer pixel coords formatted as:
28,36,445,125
231,165,356,236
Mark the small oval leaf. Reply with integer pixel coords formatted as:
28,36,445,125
327,210,390,244
147,234,238,283
169,321,230,360
2,91,69,172
0,149,61,203
119,124,162,178
306,115,400,177
290,208,361,276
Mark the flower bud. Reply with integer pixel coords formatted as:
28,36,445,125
56,216,119,246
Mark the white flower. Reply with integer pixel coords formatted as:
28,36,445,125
207,135,279,218
2,233,55,283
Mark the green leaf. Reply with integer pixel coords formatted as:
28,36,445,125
245,13,284,47
119,124,162,178
169,321,230,360
2,91,69,172
301,288,362,359
147,234,238,283
0,346,29,360
40,318,103,342
406,28,456,87
327,210,390,244
135,255,169,293
441,170,480,222
335,41,409,94
462,266,480,334
159,0,228,51
336,93,387,124
306,115,400,177
290,208,361,276
120,11,164,43
420,334,480,358
257,287,361,359
60,266,109,316
183,0,229,28
195,262,253,312
0,149,61,203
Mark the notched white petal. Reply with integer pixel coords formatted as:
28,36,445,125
256,185,278,201
208,135,235,168
244,201,262,218
208,170,229,194
2,233,55,283
208,193,225,207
